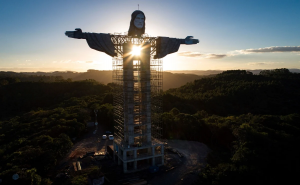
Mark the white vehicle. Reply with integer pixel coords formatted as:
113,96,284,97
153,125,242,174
108,135,114,140
102,135,107,140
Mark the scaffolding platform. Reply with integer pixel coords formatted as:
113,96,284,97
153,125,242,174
112,35,163,173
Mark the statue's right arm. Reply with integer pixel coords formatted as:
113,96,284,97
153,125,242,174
65,28,86,39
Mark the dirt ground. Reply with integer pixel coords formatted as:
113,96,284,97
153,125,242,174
58,125,211,185
60,125,113,166
148,140,211,185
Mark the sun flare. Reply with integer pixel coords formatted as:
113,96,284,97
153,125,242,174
131,46,141,56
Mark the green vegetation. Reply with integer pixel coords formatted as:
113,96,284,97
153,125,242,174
162,69,300,184
164,69,300,115
162,109,299,184
0,79,112,184
0,68,299,184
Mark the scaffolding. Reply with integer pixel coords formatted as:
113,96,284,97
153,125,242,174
112,34,164,173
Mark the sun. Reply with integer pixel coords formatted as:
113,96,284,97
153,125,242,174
131,45,141,56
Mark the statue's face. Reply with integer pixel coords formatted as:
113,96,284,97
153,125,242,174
134,14,144,29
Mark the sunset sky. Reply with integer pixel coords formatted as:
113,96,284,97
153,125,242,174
0,0,299,72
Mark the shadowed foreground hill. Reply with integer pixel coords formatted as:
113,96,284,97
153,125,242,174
0,80,113,184
0,69,299,184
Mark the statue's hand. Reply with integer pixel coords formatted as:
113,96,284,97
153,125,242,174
185,36,199,44
65,28,83,39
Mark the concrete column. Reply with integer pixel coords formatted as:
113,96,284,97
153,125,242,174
118,156,121,165
134,160,137,170
118,149,122,165
161,144,164,165
123,150,127,161
123,42,134,146
123,162,128,173
147,124,151,143
140,43,151,139
134,149,137,159
113,143,116,162
152,146,155,166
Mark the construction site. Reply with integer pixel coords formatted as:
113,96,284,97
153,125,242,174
112,35,164,173
56,32,205,184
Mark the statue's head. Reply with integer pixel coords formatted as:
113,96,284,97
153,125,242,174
128,10,145,37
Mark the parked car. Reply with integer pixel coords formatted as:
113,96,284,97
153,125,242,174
102,135,107,140
108,135,114,140
105,131,112,134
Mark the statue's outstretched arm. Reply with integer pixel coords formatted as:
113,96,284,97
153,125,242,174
180,36,199,45
65,28,86,39
65,28,116,57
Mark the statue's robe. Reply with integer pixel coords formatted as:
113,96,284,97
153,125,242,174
85,33,116,57
84,33,182,59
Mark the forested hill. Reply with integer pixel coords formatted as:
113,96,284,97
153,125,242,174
0,79,111,119
0,80,113,184
161,69,300,184
0,68,299,184
0,70,203,91
164,68,300,116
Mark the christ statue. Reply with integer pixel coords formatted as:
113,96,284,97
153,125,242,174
65,10,199,58
65,10,199,173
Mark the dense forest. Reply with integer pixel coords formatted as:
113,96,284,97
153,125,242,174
0,79,113,184
162,68,300,184
0,68,299,184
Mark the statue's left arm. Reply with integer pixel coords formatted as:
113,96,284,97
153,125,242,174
154,36,199,59
179,36,199,45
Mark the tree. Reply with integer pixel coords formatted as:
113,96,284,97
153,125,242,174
26,168,41,185
170,108,180,116
53,134,73,158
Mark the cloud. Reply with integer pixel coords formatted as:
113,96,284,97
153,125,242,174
204,54,227,59
247,62,267,66
52,60,95,64
75,61,86,64
236,46,300,54
177,51,227,59
18,63,33,66
247,62,283,66
177,51,203,57
176,46,300,60
52,60,71,64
